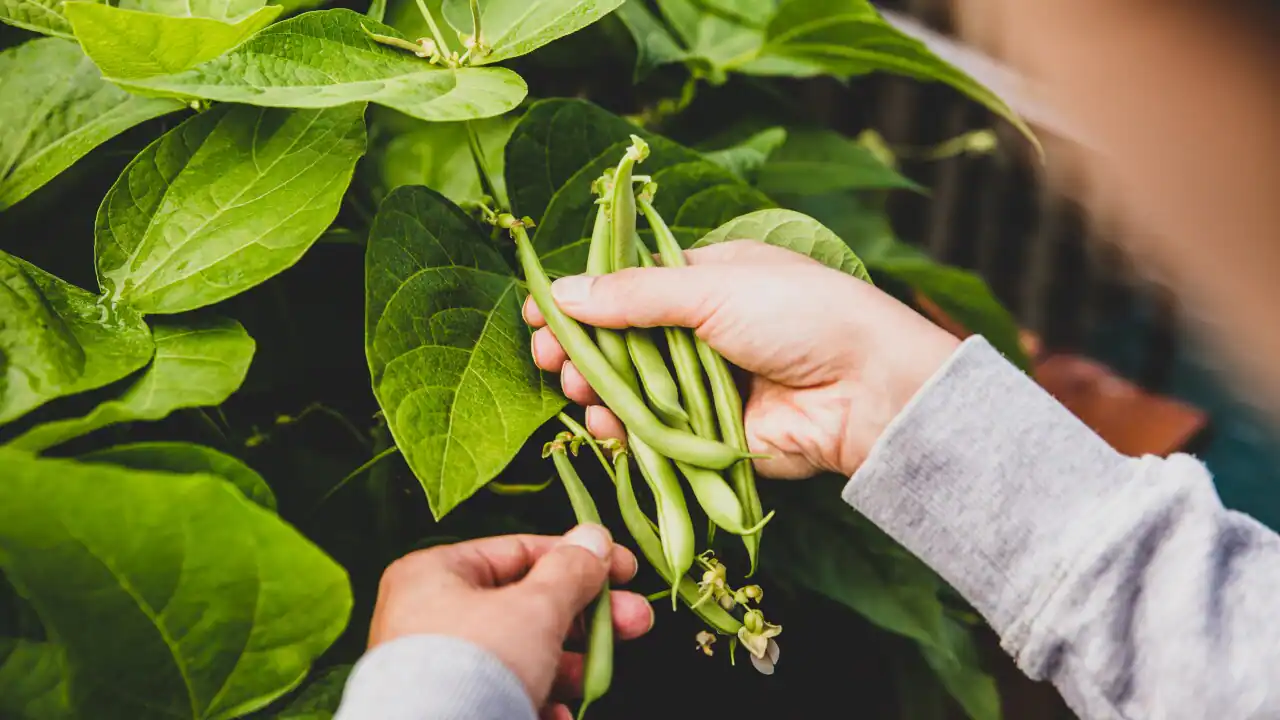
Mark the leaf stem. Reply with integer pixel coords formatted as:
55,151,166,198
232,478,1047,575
413,0,453,64
469,0,482,46
466,121,507,209
558,412,615,484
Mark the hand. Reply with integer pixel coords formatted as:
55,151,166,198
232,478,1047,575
368,525,653,720
523,241,959,478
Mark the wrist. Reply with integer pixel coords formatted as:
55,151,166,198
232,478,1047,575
835,324,960,477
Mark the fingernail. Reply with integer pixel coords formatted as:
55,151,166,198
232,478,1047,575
562,523,611,561
551,276,592,307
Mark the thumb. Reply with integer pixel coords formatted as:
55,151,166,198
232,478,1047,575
517,524,613,629
551,266,732,330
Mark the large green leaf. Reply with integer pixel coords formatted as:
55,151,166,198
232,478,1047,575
755,128,922,195
505,98,770,274
613,0,686,80
0,449,351,719
65,2,281,79
95,103,366,314
743,0,1035,147
701,125,786,182
441,0,624,64
0,640,72,719
118,0,269,18
0,252,154,427
0,0,73,38
762,479,946,649
8,316,255,452
81,441,277,511
370,110,515,208
120,10,527,123
921,616,1002,720
0,38,183,211
366,185,565,519
693,208,871,280
654,0,764,75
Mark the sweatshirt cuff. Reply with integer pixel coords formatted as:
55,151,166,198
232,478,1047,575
842,335,1141,639
335,635,537,720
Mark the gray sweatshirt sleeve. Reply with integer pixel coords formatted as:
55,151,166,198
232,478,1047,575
845,335,1280,719
333,635,536,720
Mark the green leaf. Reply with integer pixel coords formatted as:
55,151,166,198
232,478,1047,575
762,480,946,648
745,0,1036,149
370,110,515,208
505,98,770,273
365,186,565,519
693,208,870,280
118,0,270,17
95,102,367,315
65,2,282,79
0,252,154,427
701,126,786,181
612,0,687,80
755,128,922,195
81,441,277,511
921,617,1002,720
872,246,1030,372
0,0,74,39
442,0,624,64
8,316,255,452
0,640,72,720
0,38,183,211
654,0,764,75
274,665,351,719
0,448,351,719
120,10,527,123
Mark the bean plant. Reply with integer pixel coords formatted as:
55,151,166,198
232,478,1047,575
0,0,1037,717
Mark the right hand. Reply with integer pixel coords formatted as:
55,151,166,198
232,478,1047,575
523,240,960,479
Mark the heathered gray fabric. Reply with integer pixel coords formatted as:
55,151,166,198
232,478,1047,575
846,336,1280,719
336,335,1280,719
334,634,536,720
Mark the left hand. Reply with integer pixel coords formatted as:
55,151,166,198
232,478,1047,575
367,525,654,720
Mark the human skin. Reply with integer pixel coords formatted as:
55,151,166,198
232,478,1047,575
523,240,960,480
366,525,653,720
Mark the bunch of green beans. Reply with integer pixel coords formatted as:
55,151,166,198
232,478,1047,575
504,137,782,707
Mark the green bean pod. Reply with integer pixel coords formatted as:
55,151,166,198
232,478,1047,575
696,337,766,575
676,460,775,536
628,432,695,609
550,448,612,720
636,238,717,438
609,136,648,274
614,449,741,635
511,220,749,470
640,195,769,575
585,198,640,392
625,330,689,426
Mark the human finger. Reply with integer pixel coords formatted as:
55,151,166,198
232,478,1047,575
523,294,547,328
539,702,574,720
560,361,602,406
531,327,568,372
585,406,625,442
610,590,655,640
516,524,614,630
550,652,584,700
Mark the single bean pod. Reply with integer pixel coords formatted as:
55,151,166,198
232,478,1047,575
696,337,767,575
585,188,640,393
676,460,775,536
635,237,718,438
510,217,750,470
549,443,612,720
628,431,695,610
614,448,742,635
625,330,689,426
609,135,648,274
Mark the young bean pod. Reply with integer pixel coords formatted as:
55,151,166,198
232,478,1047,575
549,442,612,720
614,449,742,635
676,460,775,536
510,217,750,470
585,187,640,392
628,432,695,609
625,329,689,426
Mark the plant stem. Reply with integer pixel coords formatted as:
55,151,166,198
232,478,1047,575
558,412,615,484
466,121,507,209
309,445,402,514
413,0,452,62
469,0,482,45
